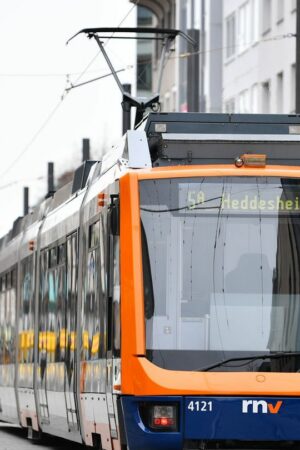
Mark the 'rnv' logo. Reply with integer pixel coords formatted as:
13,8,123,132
242,400,283,414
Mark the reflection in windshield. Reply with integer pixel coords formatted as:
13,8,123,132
139,177,300,372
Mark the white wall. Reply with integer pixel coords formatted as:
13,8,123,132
223,0,296,114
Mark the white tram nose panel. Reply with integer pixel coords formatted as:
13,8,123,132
0,364,18,423
81,393,112,450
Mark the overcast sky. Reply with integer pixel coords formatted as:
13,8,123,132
0,0,136,236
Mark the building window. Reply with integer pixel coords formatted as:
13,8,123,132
250,84,259,113
137,6,154,95
277,72,284,113
277,0,284,23
262,0,272,34
251,0,260,42
238,90,250,113
226,13,236,59
238,1,251,52
291,64,296,113
225,98,235,113
262,81,271,113
137,55,152,92
138,6,153,26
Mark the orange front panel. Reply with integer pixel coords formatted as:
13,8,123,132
128,356,300,396
120,166,300,396
120,173,145,393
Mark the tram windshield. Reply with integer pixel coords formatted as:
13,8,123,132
139,177,300,372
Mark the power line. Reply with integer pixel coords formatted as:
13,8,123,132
0,175,45,191
0,3,139,180
105,1,139,45
0,99,65,180
1,22,292,80
69,1,139,86
65,67,130,92
0,68,115,78
80,30,295,85
0,72,71,78
170,32,296,60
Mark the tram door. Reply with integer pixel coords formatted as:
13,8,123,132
65,233,79,430
105,200,121,440
37,236,79,430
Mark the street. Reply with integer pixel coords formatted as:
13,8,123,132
0,422,85,450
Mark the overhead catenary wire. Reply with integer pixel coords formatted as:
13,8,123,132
0,30,293,79
169,32,297,60
0,2,139,181
68,0,139,86
0,99,65,179
65,67,131,92
1,12,292,180
0,175,45,191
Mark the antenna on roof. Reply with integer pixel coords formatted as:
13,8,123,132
67,27,196,131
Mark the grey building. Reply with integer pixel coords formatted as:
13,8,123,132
223,0,297,114
131,0,297,117
131,0,223,114
131,0,176,106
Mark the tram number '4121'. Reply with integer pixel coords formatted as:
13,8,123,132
187,401,213,412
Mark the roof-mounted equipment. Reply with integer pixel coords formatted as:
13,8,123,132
67,28,196,130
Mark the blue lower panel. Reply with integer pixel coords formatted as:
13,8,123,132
121,395,300,450
185,396,300,441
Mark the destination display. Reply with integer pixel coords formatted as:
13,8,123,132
177,181,300,214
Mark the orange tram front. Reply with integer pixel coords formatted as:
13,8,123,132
118,114,300,450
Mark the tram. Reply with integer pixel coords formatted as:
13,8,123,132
2,23,300,450
2,112,300,449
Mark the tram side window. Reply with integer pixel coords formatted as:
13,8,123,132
38,250,48,372
82,218,106,361
57,243,66,361
39,245,67,365
66,234,78,374
19,256,34,363
48,244,67,363
0,269,17,365
0,277,5,364
47,262,58,362
5,273,11,365
10,270,17,364
70,235,77,344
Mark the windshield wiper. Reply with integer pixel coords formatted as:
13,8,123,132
140,195,222,213
197,352,300,372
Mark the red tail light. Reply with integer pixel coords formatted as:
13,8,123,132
153,417,175,426
151,405,177,430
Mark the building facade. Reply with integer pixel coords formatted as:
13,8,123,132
176,0,223,113
131,0,297,116
131,0,223,114
223,0,297,114
132,0,177,110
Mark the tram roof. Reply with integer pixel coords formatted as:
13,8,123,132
143,113,300,136
140,113,300,168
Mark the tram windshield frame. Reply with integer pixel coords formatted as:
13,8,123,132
139,176,300,373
